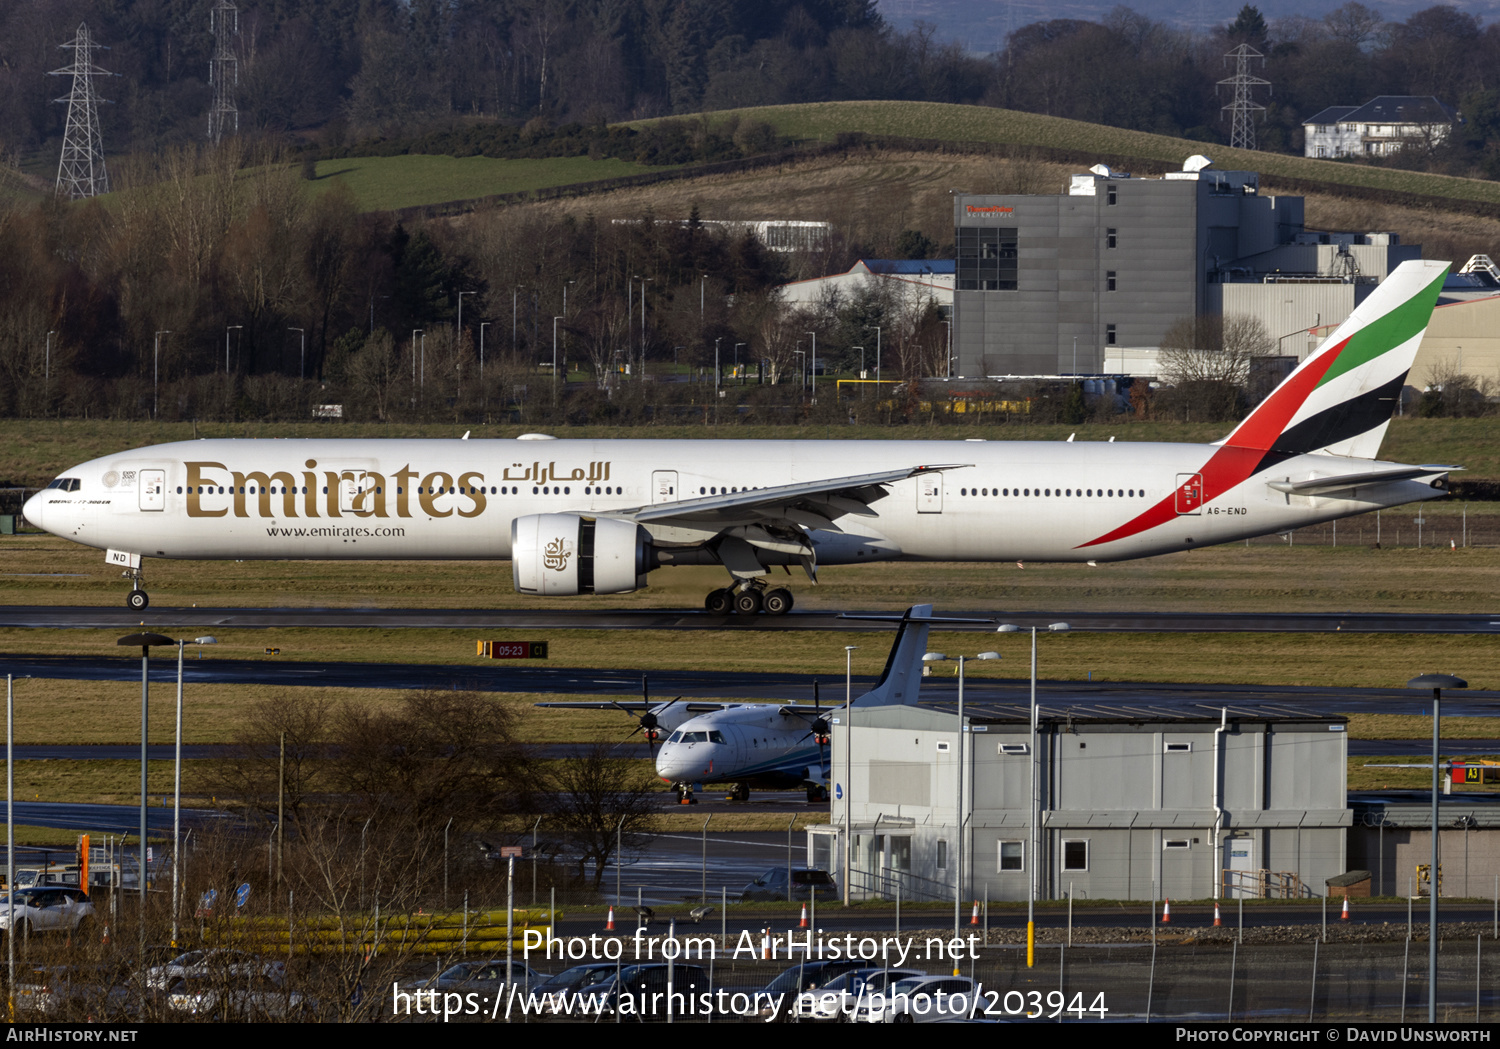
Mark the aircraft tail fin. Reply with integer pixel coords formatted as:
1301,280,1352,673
1221,258,1448,462
851,604,933,708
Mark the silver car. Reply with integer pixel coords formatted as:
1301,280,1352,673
0,887,95,939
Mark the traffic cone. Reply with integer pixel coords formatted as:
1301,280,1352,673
1213,902,1221,927
1161,898,1171,923
1340,897,1350,921
799,903,808,929
969,900,980,926
605,906,615,931
761,927,770,960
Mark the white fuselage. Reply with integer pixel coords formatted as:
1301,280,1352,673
23,436,1444,569
655,705,825,788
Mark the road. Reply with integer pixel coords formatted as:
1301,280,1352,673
8,604,1500,633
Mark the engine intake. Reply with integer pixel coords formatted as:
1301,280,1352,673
512,514,650,595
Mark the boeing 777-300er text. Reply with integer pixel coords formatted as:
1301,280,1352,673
25,259,1453,614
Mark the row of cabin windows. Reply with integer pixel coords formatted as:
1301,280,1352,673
958,487,1145,498
173,484,626,497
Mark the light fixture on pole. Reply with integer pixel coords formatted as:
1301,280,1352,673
288,327,304,381
997,621,1069,969
153,331,171,418
842,644,858,907
171,635,216,947
117,631,174,930
923,649,1000,945
225,325,242,375
1408,672,1467,1024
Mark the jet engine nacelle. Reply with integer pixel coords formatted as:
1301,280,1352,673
512,513,650,595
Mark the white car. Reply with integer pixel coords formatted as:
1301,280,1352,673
792,968,925,1022
851,975,979,1023
166,973,309,1021
0,887,95,939
141,949,286,993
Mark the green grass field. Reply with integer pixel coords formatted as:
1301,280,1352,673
309,154,660,212
671,101,1500,208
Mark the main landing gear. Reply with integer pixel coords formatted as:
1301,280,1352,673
705,582,793,616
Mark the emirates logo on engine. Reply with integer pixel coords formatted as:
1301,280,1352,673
542,537,572,572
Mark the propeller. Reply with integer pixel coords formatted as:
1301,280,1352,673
610,675,682,760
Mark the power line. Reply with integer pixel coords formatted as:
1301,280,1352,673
1219,43,1270,151
209,0,239,143
50,23,115,200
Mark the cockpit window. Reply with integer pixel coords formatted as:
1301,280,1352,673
45,478,81,492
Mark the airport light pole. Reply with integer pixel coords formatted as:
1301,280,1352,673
153,331,171,418
117,632,174,933
512,286,524,356
457,290,473,351
1408,672,1467,1024
552,316,564,393
225,325,241,375
479,322,490,406
923,649,1000,945
843,645,858,907
171,636,216,947
998,621,1070,968
288,327,304,381
865,325,881,388
804,331,817,403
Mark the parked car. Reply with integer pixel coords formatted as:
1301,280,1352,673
140,949,285,994
0,887,95,939
531,962,620,1016
166,972,311,1021
755,959,867,1021
739,867,837,901
14,963,134,1020
596,963,713,1021
791,967,926,1022
851,975,980,1023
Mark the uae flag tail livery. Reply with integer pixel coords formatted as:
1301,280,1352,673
1222,257,1448,464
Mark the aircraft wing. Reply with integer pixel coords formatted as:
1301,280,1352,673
534,701,729,714
605,464,971,531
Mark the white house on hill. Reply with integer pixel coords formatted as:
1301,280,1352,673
1303,96,1456,158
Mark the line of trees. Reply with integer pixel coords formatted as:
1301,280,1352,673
0,135,962,422
9,1,1500,169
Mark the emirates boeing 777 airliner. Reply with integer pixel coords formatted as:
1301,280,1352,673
25,260,1452,615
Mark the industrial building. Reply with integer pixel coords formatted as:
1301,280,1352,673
949,155,1419,379
810,700,1349,903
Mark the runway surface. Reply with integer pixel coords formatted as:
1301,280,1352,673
5,653,1500,715
8,604,1500,633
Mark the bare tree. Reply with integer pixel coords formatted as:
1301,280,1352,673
545,742,661,890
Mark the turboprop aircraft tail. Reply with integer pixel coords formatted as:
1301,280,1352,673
850,604,933,708
1221,258,1448,463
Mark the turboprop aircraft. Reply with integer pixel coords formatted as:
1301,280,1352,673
24,260,1453,614
542,603,947,801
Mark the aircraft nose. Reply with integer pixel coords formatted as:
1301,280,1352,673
21,491,45,531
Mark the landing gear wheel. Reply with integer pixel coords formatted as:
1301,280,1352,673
733,588,763,615
705,589,733,615
806,785,827,803
127,589,149,611
763,588,793,615
730,783,750,802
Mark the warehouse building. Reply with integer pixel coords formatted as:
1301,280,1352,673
950,155,1419,378
810,699,1349,903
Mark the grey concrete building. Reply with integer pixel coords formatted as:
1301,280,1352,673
951,156,1419,379
811,700,1349,903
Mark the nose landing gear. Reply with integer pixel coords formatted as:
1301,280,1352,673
704,582,794,616
121,562,149,610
